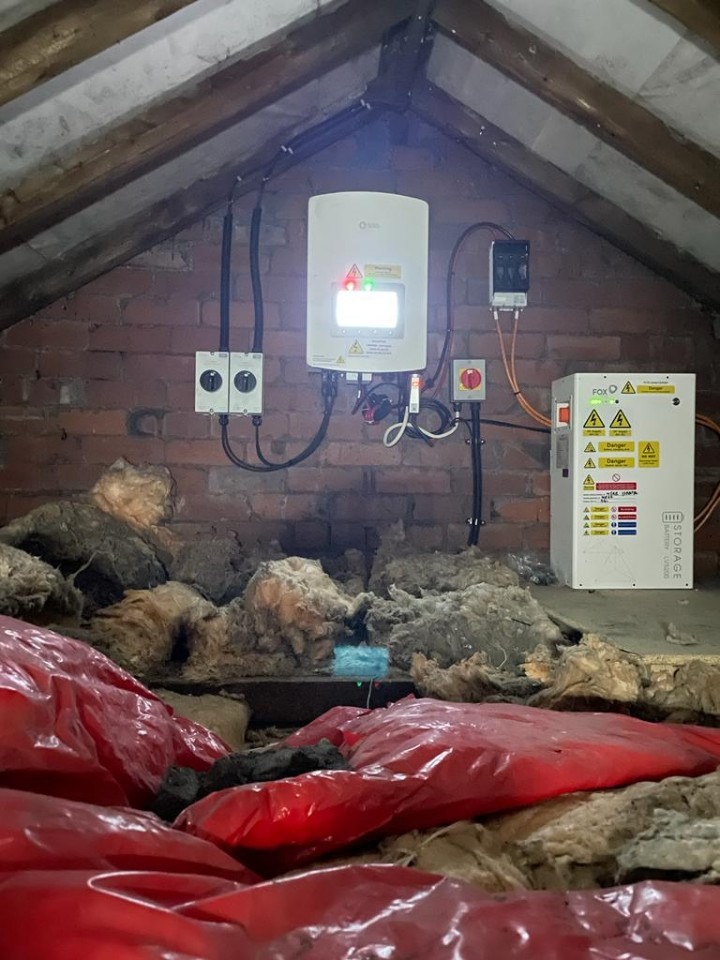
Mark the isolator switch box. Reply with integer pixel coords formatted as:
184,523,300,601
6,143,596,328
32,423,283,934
452,359,486,403
195,351,230,414
229,352,263,416
490,240,529,310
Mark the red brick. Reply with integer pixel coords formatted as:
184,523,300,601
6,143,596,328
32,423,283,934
0,347,37,376
250,493,319,520
522,523,551,552
123,354,194,383
89,325,172,352
288,467,363,493
83,268,154,298
170,326,217,354
323,442,401,467
174,494,252,523
6,319,89,350
81,436,164,464
165,439,228,466
85,379,167,408
589,309,660,335
411,496,466,523
546,335,621,362
334,493,408,522
163,412,210,440
152,271,219,302
121,297,199,327
294,520,330,552
493,497,549,523
57,410,128,436
37,351,120,380
376,469,451,495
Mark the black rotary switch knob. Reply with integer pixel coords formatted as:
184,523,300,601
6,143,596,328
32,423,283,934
199,369,223,393
234,370,257,393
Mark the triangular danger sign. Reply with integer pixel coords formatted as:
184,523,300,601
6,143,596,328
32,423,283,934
584,442,596,453
346,264,363,281
583,410,605,429
622,381,636,394
348,340,364,356
610,409,631,429
335,356,346,365
584,458,596,469
583,475,595,488
642,442,656,455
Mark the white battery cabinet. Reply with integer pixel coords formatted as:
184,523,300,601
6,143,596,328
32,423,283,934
550,373,695,589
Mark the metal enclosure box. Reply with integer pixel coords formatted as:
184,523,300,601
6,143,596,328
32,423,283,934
195,351,229,414
550,373,695,589
306,192,428,374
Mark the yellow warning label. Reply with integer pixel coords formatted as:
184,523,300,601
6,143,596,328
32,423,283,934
584,457,596,469
599,457,635,469
609,409,632,436
364,263,402,280
335,356,346,365
621,381,636,394
591,530,608,536
638,384,675,394
584,442,596,453
609,410,631,430
599,441,634,453
638,440,660,468
591,507,609,513
346,263,363,280
583,475,595,489
348,340,364,356
583,410,605,429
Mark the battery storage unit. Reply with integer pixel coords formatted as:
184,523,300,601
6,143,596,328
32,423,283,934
550,373,695,589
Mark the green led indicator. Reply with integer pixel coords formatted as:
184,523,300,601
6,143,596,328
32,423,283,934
590,398,603,405
362,278,375,291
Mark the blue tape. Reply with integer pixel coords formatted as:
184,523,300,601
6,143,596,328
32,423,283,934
333,645,389,678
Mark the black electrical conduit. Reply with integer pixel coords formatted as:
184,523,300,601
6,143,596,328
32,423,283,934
468,402,483,547
216,102,378,472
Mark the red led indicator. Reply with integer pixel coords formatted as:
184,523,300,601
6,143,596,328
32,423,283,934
345,280,356,291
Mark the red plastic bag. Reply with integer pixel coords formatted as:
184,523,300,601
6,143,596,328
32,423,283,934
0,616,228,806
178,699,720,871
2,865,720,959
0,788,257,882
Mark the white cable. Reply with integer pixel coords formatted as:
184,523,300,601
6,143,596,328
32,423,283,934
418,420,460,441
383,405,410,447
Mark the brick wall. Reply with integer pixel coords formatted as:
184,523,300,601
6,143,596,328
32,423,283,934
1,115,719,573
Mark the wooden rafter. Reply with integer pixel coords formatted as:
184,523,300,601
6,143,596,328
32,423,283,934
0,0,415,256
0,0,199,108
433,0,720,221
645,0,720,52
412,81,720,311
0,102,381,330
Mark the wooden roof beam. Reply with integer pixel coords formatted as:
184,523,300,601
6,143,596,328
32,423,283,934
0,0,414,256
433,0,720,221
412,81,720,312
0,0,199,108
645,0,720,52
0,103,380,330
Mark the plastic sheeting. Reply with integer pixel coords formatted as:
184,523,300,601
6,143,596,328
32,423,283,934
0,616,228,806
2,865,720,958
178,698,720,872
0,788,257,882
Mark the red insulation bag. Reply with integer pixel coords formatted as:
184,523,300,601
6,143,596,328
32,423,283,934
2,865,720,959
178,698,720,871
0,616,229,806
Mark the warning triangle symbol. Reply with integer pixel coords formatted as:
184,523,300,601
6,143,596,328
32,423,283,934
348,340,364,356
584,530,589,536
621,381,636,395
642,442,656,455
584,507,590,514
610,409,631,429
584,522,590,528
335,355,346,365
583,475,595,486
584,442,596,453
346,263,363,281
584,458,596,469
583,410,605,429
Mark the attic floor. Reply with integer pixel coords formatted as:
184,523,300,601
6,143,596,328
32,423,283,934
531,583,720,659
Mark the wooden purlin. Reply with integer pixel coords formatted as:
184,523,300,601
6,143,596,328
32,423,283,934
433,0,720,221
645,0,720,52
0,0,415,257
0,0,198,108
412,81,720,312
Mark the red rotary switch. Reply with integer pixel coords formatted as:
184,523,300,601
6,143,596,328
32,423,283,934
460,367,483,390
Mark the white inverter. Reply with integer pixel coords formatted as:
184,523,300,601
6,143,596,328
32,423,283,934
550,373,695,589
306,192,429,375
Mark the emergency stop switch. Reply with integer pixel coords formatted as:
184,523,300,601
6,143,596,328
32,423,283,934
556,402,571,427
451,359,486,402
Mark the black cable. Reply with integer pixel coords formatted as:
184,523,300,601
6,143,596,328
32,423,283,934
468,403,483,547
220,373,338,473
481,417,550,436
249,205,264,354
219,197,234,354
352,379,403,416
426,221,515,393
